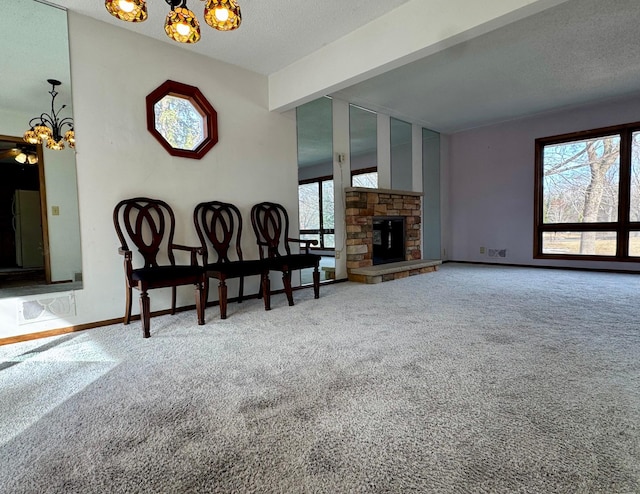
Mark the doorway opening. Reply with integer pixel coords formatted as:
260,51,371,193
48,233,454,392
0,135,50,289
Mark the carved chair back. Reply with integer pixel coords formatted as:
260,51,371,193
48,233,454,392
250,202,292,259
113,197,179,270
193,201,244,265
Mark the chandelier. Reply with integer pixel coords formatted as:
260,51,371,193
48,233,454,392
23,79,75,151
105,0,241,44
15,149,38,165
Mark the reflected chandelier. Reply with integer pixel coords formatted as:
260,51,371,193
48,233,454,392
23,79,75,151
105,0,241,44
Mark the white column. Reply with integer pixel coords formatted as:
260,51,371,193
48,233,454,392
332,98,350,280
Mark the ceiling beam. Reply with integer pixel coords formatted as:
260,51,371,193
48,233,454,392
268,0,570,113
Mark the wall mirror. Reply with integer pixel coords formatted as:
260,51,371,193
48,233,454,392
296,96,335,284
0,0,83,297
349,104,378,187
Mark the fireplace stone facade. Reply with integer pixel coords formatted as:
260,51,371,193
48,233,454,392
345,187,440,283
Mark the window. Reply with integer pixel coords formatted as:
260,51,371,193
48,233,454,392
352,167,378,188
534,122,640,260
153,95,205,151
298,176,334,249
146,80,218,159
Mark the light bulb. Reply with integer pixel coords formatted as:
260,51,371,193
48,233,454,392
118,0,135,13
176,22,191,36
214,7,229,22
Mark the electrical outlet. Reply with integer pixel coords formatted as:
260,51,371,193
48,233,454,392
335,250,341,259
480,246,485,254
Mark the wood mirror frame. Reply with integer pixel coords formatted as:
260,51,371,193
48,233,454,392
146,80,218,160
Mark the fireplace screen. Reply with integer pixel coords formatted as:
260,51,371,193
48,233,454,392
373,216,405,265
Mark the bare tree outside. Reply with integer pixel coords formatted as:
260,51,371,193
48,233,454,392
352,171,378,189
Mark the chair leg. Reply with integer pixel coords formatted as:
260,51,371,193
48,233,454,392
195,282,205,325
262,273,271,311
283,270,294,306
313,266,320,299
204,278,210,306
170,287,177,315
238,276,244,304
124,283,132,325
140,291,151,338
218,280,228,319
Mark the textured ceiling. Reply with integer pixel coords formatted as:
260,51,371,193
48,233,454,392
4,0,640,164
332,0,640,133
45,0,413,75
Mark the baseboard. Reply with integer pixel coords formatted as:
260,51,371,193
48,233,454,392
445,260,640,275
0,283,333,347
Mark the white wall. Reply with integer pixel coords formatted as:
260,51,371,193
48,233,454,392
449,93,640,271
0,13,297,339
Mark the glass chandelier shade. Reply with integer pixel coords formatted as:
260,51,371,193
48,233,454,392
165,6,201,43
14,147,38,165
104,0,241,43
23,79,75,152
204,0,241,31
65,130,76,149
105,0,148,22
46,139,66,151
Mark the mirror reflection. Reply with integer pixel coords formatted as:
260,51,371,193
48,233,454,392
0,0,82,297
296,97,336,284
390,117,412,190
350,104,378,188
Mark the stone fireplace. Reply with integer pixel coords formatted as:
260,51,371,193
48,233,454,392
345,187,440,283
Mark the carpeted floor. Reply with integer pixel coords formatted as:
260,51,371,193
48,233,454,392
1,263,639,493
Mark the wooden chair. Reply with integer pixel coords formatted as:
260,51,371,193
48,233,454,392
113,197,205,338
250,201,320,306
194,201,271,319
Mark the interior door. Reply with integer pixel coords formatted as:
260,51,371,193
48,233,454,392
14,189,44,268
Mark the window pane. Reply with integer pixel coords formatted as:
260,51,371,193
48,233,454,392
629,231,640,256
352,172,378,188
322,180,334,229
542,231,616,255
154,95,205,150
298,183,319,230
323,234,335,248
631,132,640,221
300,233,320,245
542,136,620,224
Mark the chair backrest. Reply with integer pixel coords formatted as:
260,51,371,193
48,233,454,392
113,197,178,268
193,201,243,264
250,202,292,259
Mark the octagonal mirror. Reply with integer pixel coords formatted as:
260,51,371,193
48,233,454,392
146,80,218,159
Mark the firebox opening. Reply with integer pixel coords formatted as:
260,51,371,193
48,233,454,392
372,216,405,265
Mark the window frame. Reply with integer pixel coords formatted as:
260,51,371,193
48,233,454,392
298,174,335,251
145,80,218,160
534,121,640,261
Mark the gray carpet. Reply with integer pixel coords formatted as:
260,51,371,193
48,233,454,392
1,263,639,493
